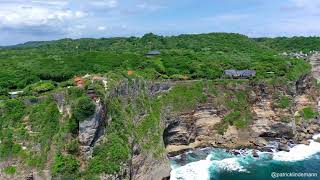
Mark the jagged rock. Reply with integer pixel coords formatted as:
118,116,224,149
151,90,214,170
259,123,294,139
132,152,171,180
300,133,307,138
252,150,259,158
278,143,290,152
305,134,313,139
253,137,268,147
53,91,67,114
79,101,106,157
149,82,171,95
308,129,315,134
301,140,310,145
25,173,34,180
280,138,287,144
133,144,141,156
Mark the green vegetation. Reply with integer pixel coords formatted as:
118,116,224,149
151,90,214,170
27,81,55,94
255,37,320,53
224,91,252,128
0,33,317,178
26,98,61,168
52,153,79,178
300,107,316,120
161,82,206,112
274,94,291,109
87,98,131,175
2,166,17,175
0,99,25,158
73,96,96,122
0,33,311,96
87,82,207,176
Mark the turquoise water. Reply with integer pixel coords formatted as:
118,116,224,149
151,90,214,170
170,135,320,180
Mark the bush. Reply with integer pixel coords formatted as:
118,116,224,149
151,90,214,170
300,107,316,120
224,111,241,123
52,153,79,178
215,122,229,135
2,166,16,175
276,95,291,109
73,96,96,121
65,140,79,155
30,81,55,93
88,133,130,174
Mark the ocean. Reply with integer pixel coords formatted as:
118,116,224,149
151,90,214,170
170,134,320,180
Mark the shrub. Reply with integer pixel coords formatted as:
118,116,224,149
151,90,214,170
300,107,316,120
65,140,79,155
215,122,229,135
275,95,291,108
224,111,241,123
52,153,79,178
3,166,16,175
73,96,95,121
88,133,130,174
30,81,55,93
67,117,79,135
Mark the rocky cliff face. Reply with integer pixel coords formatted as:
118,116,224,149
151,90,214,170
79,100,106,158
93,75,320,179
163,75,320,156
98,79,173,180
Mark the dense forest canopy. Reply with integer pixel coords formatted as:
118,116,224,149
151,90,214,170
254,36,320,53
0,33,311,96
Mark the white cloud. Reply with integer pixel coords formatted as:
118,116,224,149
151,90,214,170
136,3,164,11
0,3,87,29
285,0,320,14
98,26,106,31
90,0,118,8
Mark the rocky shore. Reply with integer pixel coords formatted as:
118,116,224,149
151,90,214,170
163,75,320,158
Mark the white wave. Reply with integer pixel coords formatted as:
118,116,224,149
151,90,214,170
312,133,320,140
273,136,320,162
170,135,320,179
170,153,247,180
213,157,247,172
170,158,211,180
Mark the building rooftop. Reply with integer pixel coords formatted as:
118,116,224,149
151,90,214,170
146,50,161,56
224,70,256,77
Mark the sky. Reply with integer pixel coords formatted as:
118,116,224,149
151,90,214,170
0,0,320,45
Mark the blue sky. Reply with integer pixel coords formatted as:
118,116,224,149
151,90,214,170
0,0,320,45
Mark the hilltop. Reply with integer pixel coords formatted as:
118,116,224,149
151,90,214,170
0,33,311,97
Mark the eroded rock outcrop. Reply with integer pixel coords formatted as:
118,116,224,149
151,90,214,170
163,75,320,157
79,100,106,157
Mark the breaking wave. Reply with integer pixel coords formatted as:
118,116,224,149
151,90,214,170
170,134,320,180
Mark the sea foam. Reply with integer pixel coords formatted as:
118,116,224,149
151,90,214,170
272,134,320,162
170,157,211,180
170,153,246,180
170,134,320,180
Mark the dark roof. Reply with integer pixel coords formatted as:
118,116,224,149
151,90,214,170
146,50,161,56
224,70,256,77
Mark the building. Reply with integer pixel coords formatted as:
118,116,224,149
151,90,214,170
87,86,97,100
8,91,23,98
74,77,85,88
145,50,161,57
224,70,256,78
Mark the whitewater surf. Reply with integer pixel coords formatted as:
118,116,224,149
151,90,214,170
170,134,320,180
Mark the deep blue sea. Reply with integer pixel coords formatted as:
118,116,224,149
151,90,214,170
170,134,320,180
